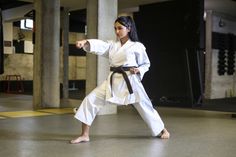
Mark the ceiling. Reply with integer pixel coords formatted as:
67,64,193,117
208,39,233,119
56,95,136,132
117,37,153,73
0,0,31,10
1,0,236,17
205,0,236,18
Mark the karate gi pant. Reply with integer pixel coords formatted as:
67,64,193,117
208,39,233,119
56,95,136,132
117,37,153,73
74,84,165,136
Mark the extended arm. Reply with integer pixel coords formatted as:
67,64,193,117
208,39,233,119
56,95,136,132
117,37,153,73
75,39,111,57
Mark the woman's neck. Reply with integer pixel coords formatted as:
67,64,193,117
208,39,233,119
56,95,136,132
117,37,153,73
120,36,129,46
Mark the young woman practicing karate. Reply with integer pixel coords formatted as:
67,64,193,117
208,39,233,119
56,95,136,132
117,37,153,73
70,16,170,144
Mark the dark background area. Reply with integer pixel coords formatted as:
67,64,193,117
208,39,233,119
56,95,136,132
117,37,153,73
134,0,205,107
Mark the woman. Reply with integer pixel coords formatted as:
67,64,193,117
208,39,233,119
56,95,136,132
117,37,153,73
70,16,170,144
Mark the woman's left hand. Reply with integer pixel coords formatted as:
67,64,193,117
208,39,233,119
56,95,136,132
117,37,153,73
130,68,140,74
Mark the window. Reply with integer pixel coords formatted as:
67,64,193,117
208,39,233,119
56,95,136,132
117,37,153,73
20,19,33,30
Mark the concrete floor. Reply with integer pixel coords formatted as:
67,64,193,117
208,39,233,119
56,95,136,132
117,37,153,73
0,94,236,157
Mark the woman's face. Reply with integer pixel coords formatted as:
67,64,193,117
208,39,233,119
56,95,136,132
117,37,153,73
114,22,130,40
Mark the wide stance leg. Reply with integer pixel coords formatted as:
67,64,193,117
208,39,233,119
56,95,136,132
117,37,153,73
133,100,170,138
70,123,90,144
70,82,107,144
74,92,106,126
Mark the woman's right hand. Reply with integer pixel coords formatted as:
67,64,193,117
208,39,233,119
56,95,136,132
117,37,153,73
130,67,140,74
75,40,87,49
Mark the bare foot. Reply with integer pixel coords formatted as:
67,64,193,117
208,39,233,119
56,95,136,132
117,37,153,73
160,128,170,139
70,136,90,144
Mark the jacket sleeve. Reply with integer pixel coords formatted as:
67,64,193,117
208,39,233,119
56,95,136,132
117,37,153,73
135,43,150,80
83,39,112,58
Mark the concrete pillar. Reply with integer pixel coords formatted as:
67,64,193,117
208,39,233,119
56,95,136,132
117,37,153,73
33,0,60,109
86,0,117,115
204,10,213,99
86,0,98,95
61,7,69,100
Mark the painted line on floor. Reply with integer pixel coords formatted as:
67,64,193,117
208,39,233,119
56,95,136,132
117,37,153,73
0,108,74,119
37,108,74,114
0,110,53,118
0,116,6,119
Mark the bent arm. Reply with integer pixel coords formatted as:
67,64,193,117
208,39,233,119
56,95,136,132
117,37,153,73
135,44,150,80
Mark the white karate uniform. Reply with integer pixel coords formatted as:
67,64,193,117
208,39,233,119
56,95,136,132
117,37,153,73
74,39,164,136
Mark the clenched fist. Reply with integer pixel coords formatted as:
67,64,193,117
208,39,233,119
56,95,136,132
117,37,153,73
75,40,87,49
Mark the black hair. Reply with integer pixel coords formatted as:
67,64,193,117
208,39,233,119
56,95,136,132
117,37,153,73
115,16,139,42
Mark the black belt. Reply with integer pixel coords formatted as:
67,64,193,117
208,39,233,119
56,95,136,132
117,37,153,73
110,66,135,94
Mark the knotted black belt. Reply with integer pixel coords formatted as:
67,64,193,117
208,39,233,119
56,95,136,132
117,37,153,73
110,66,135,94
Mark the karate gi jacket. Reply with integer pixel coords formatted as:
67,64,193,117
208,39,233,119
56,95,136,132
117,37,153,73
84,39,151,105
